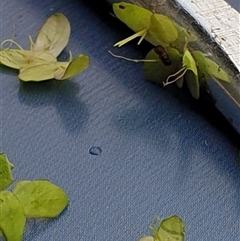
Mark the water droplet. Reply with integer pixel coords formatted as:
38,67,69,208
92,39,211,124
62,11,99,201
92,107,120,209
89,146,102,156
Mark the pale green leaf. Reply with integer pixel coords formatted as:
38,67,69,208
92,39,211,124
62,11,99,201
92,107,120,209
12,179,69,218
0,48,56,70
18,62,60,81
182,50,198,76
33,13,71,57
192,51,230,83
113,2,152,34
112,2,151,46
191,51,208,75
138,236,154,241
156,215,184,241
112,2,160,47
18,54,89,81
205,57,230,82
113,3,178,47
113,2,193,49
0,49,28,69
181,49,200,99
0,153,14,191
0,13,89,82
148,13,178,45
0,190,26,241
143,47,182,83
173,23,197,52
59,54,89,80
191,50,208,85
185,69,200,99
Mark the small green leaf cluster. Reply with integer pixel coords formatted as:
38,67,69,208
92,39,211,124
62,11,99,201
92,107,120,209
0,153,69,241
138,215,185,241
0,13,89,82
112,2,230,99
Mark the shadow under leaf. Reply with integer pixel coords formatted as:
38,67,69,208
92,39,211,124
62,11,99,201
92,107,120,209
18,79,89,135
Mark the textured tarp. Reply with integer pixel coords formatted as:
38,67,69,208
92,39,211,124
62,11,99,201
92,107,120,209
0,0,239,240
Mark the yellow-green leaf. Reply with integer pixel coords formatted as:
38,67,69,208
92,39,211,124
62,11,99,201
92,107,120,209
192,51,230,83
185,70,200,99
138,236,154,241
33,13,71,57
143,47,182,83
0,190,26,241
113,2,152,34
149,13,178,45
176,23,197,42
205,57,230,82
18,61,60,81
0,49,56,70
191,50,208,84
191,51,207,74
18,54,89,81
149,215,184,241
60,54,89,80
12,179,69,218
0,153,14,191
182,49,198,76
156,215,184,241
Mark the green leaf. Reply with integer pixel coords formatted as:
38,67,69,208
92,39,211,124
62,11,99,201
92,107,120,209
156,215,184,241
18,54,89,81
0,48,56,70
12,179,69,218
0,49,29,69
112,2,196,50
150,215,184,241
59,54,89,80
112,2,159,46
182,50,198,76
191,51,206,68
143,47,182,84
0,190,26,241
0,153,14,191
112,2,152,47
113,3,179,47
138,236,154,241
185,70,200,99
191,51,230,83
191,50,210,88
33,13,71,57
172,23,197,52
1,14,89,82
181,49,200,98
18,61,60,81
205,57,230,83
148,13,178,45
113,2,152,34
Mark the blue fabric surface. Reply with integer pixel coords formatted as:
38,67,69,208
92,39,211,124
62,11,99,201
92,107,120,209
0,0,239,240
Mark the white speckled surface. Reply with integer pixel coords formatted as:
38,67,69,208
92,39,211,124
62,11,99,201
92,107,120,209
177,0,240,71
